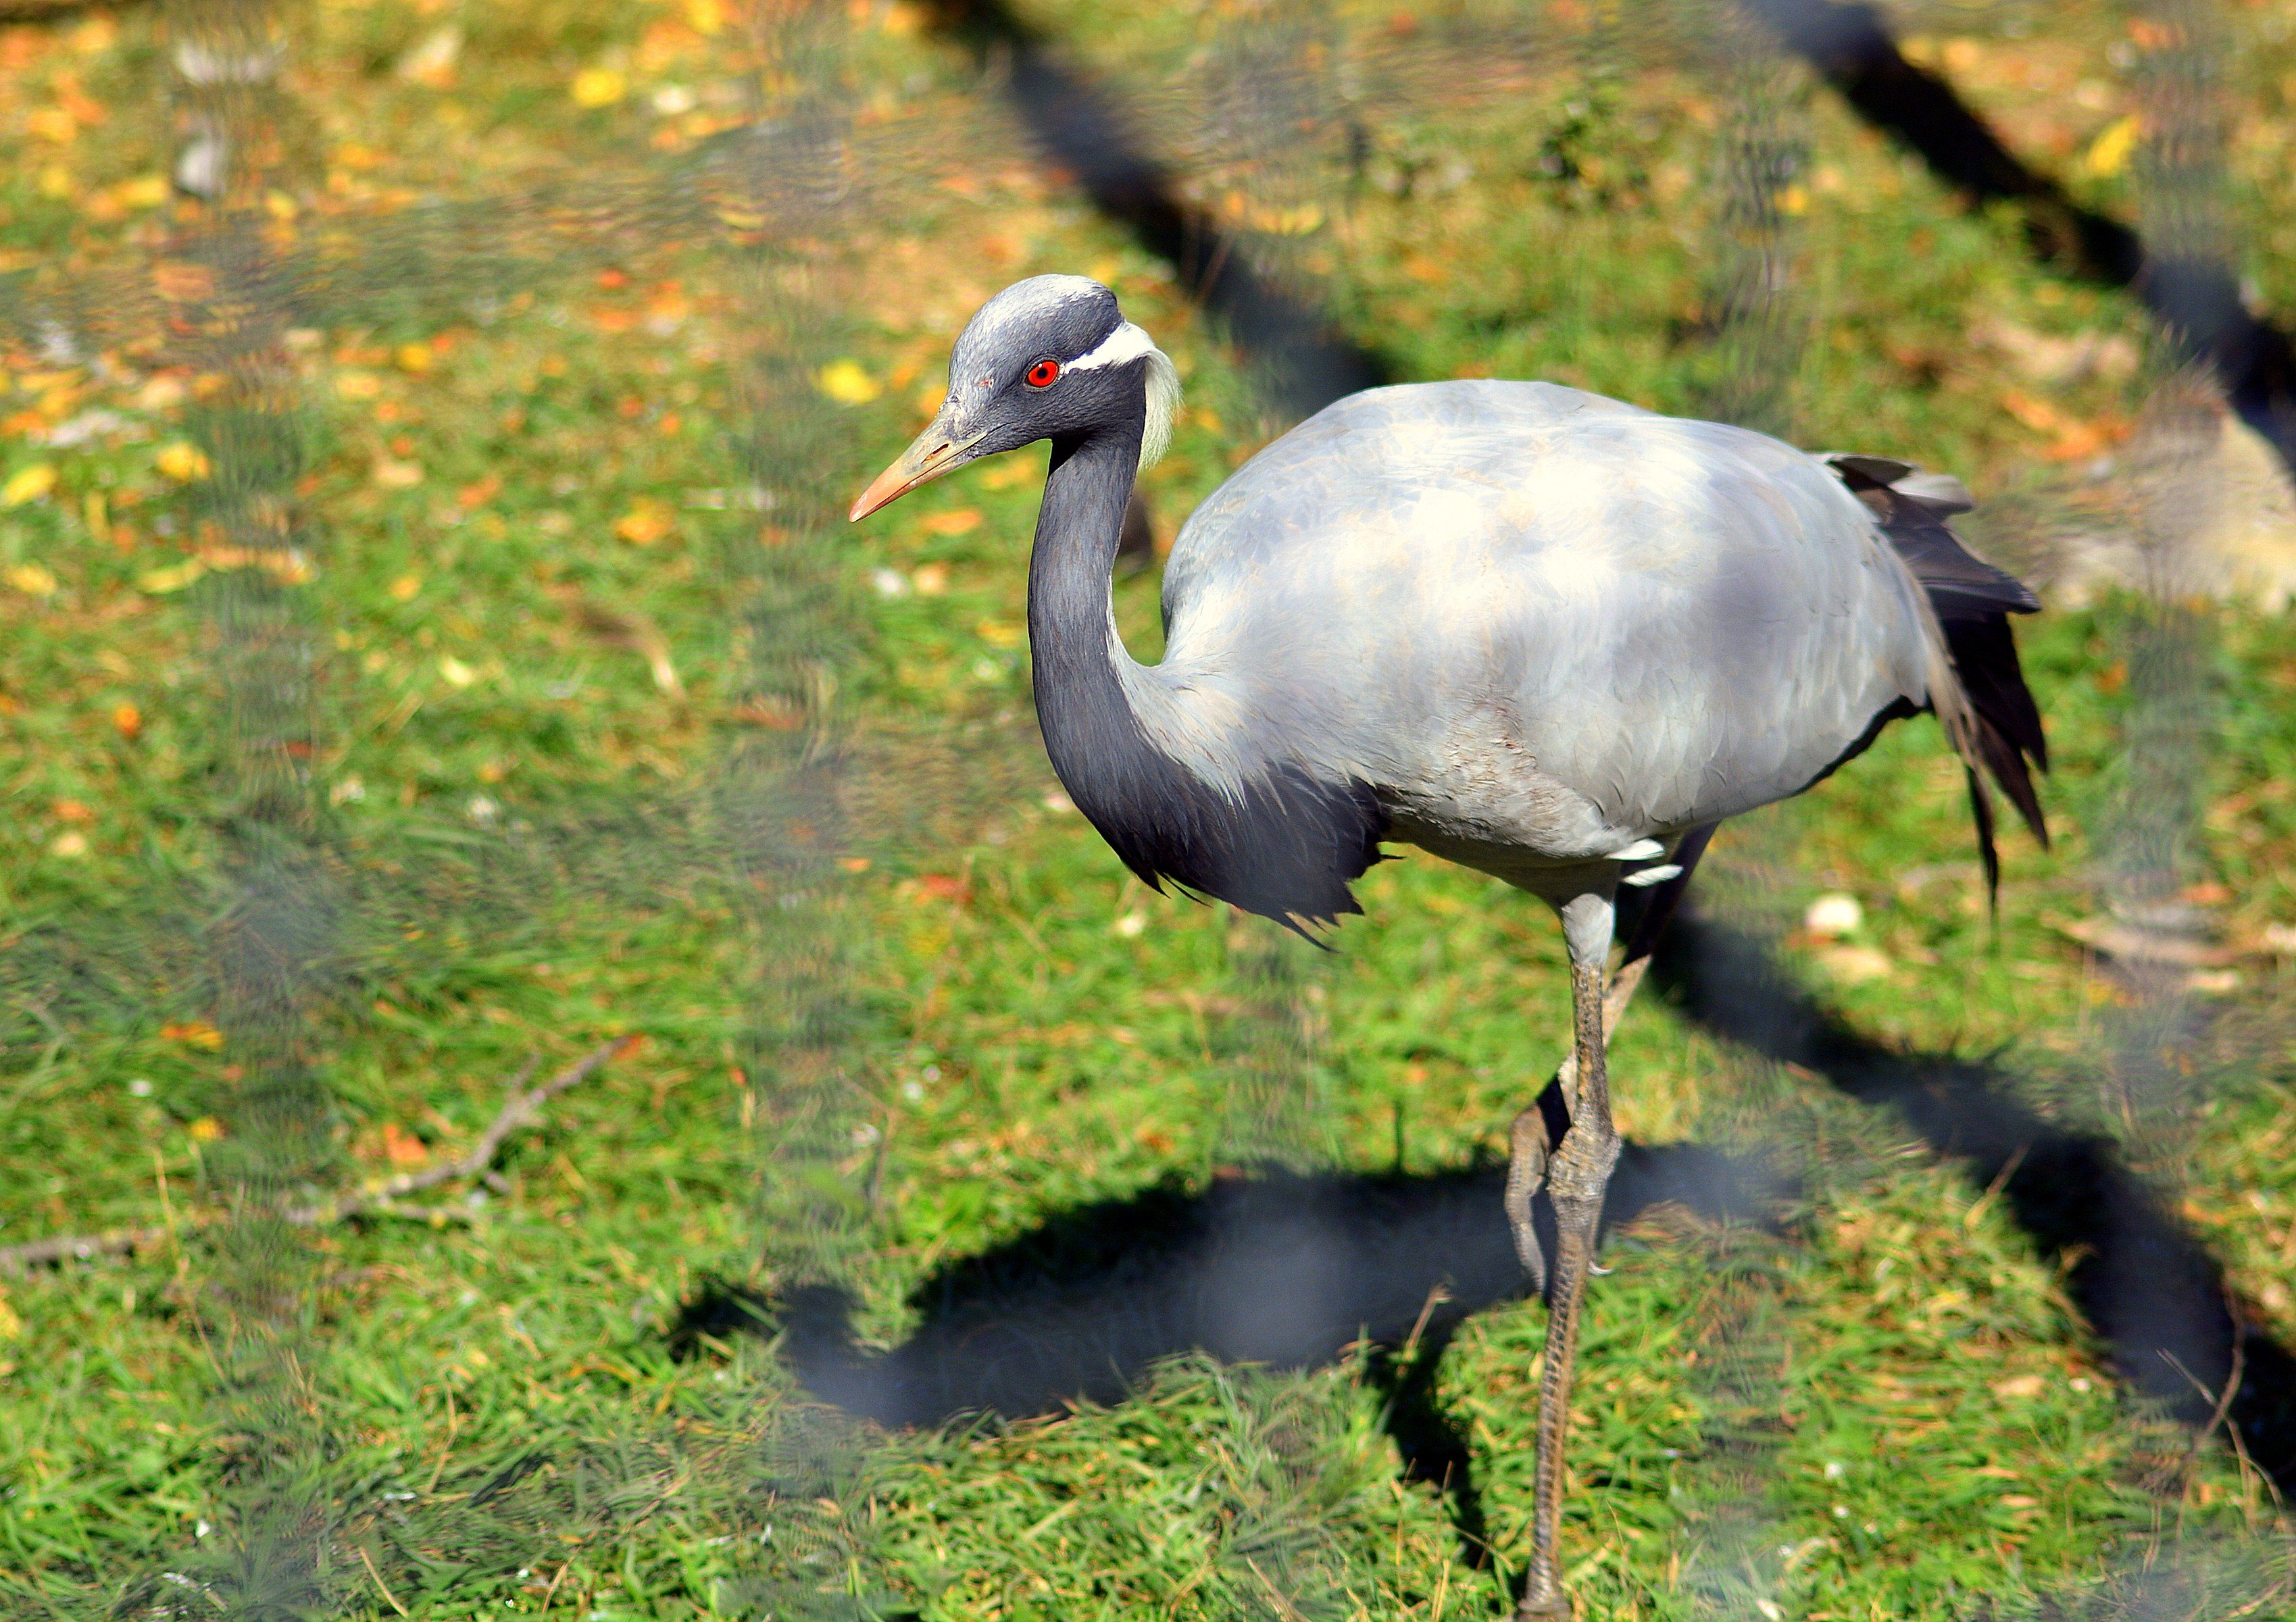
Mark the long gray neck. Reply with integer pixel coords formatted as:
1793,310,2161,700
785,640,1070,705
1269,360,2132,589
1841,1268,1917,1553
1026,413,1161,812
1022,392,1388,930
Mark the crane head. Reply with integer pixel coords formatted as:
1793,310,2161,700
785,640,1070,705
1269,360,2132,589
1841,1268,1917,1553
849,274,1180,522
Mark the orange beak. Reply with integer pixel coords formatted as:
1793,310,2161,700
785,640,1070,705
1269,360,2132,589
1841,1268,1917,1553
849,424,976,522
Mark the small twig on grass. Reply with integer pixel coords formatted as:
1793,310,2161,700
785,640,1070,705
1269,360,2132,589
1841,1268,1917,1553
536,1561,571,1619
1962,1141,2030,1230
0,1221,174,1273
0,1040,623,1274
358,1545,412,1619
2153,1321,2253,1501
1243,1556,1313,1622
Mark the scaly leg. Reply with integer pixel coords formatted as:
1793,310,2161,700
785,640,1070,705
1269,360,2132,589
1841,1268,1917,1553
1517,893,1622,1621
1504,825,1715,1287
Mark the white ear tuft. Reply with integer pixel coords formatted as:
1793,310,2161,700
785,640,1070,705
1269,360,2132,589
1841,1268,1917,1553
1067,318,1183,474
1138,343,1182,474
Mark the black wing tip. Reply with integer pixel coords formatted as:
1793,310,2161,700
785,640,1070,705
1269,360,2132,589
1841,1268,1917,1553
1966,767,2004,917
1829,449,2053,876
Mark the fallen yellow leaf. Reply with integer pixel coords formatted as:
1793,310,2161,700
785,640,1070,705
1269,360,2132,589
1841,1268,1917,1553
2,463,57,506
112,703,141,739
155,441,210,481
1247,200,1325,235
439,655,477,687
614,503,674,546
139,560,205,593
6,563,58,597
115,174,168,210
2082,115,2143,180
373,457,424,488
389,573,422,601
26,107,78,145
187,1116,226,1142
815,359,882,405
395,341,434,374
163,1021,225,1050
335,370,382,401
571,67,626,107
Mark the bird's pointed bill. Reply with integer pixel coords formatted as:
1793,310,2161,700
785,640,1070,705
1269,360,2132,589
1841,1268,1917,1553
849,423,978,522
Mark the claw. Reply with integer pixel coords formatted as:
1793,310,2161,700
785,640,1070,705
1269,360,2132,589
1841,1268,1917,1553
1505,1103,1550,1290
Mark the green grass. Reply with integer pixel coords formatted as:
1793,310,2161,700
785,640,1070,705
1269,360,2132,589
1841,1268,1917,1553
3,1,2294,1618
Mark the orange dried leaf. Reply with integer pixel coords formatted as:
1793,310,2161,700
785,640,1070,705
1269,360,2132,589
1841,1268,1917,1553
614,503,674,546
381,1121,428,1167
152,261,215,302
1997,389,2066,434
916,873,972,904
921,507,980,536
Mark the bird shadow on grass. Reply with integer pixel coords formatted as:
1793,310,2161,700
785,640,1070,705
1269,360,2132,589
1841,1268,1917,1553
668,910,2296,1567
1651,908,2296,1498
670,1141,1779,1567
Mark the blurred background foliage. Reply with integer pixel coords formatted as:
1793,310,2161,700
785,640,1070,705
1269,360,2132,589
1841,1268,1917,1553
0,0,2293,1618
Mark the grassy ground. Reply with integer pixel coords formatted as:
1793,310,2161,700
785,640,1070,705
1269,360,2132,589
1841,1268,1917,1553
2,1,2294,1618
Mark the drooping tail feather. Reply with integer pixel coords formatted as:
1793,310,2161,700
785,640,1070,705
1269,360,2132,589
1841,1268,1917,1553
1824,453,2050,894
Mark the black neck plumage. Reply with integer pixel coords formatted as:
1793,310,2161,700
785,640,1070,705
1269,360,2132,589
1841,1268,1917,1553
1024,383,1386,934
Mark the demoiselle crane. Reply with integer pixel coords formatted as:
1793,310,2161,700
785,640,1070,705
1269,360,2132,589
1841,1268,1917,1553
851,276,2047,1617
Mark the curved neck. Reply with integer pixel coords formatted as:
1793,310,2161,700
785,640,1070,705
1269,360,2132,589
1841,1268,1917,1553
1022,403,1389,930
1027,416,1153,801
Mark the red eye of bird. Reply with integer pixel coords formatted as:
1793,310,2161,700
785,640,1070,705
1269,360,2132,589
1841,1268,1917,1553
1025,358,1061,388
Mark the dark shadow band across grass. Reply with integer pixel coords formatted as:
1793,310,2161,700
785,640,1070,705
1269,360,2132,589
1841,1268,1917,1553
1651,909,2296,1499
673,1140,1781,1564
670,907,2296,1572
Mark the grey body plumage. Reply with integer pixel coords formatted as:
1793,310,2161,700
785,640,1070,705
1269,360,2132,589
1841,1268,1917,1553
1142,380,1966,906
853,275,2047,1619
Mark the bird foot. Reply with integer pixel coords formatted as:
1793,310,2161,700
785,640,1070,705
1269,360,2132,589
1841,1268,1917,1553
1503,1104,1550,1290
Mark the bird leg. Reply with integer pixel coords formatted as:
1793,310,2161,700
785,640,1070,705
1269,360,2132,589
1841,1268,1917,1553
1503,824,1715,1286
1517,893,1622,1622
1503,955,1649,1288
